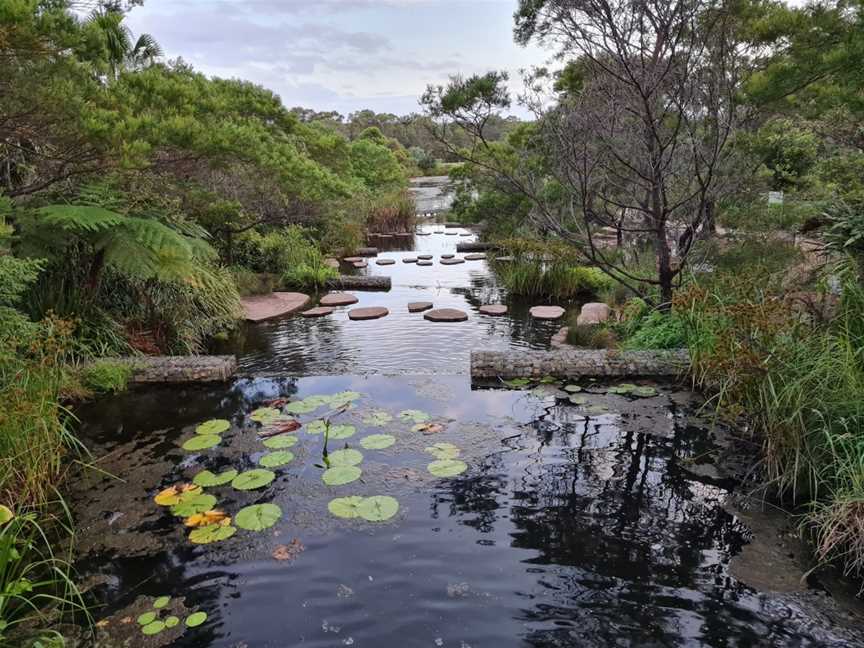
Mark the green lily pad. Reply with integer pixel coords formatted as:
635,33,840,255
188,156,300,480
539,375,558,384
193,468,238,487
322,465,362,486
137,612,157,626
142,620,165,635
235,503,282,531
0,505,13,525
262,434,298,449
633,386,658,398
569,395,589,405
607,383,637,395
231,469,276,490
329,424,356,439
185,611,208,627
182,434,220,451
504,377,531,388
306,419,326,434
428,459,468,477
328,496,364,519
363,411,392,426
425,442,460,460
398,409,430,423
564,384,582,393
170,493,217,517
153,595,170,609
285,400,317,414
360,434,395,450
259,450,294,468
250,407,281,423
196,419,230,435
164,616,180,628
189,524,236,544
586,404,610,415
328,448,363,466
357,496,399,522
329,391,362,406
302,394,331,408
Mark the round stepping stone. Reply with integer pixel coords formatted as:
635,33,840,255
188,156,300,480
424,308,468,322
416,232,431,236
459,233,472,236
403,258,417,264
445,231,458,235
301,306,334,318
320,293,359,307
353,261,367,268
434,231,444,234
530,305,566,320
417,260,434,266
343,256,363,263
375,259,396,265
408,302,433,313
465,254,486,260
348,307,389,321
418,254,433,260
441,254,455,259
440,258,465,265
479,304,508,316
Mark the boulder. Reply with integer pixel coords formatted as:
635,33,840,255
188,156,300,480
576,302,611,326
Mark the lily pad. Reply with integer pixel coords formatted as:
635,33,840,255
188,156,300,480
607,383,638,395
569,395,589,405
504,378,531,388
322,465,362,486
231,469,276,491
184,510,230,528
328,496,365,519
363,411,392,426
428,459,468,477
0,505,14,525
196,419,230,435
250,407,281,423
259,450,295,468
170,493,217,517
360,434,395,450
425,442,460,460
137,612,157,626
164,616,180,628
329,391,362,407
633,386,658,398
193,468,238,487
182,434,220,451
262,434,298,449
357,496,399,522
586,404,610,415
284,400,317,415
153,595,170,609
185,611,208,627
154,484,202,506
235,503,282,531
142,620,165,636
539,375,558,384
398,409,430,424
329,424,356,440
564,384,582,393
189,524,236,544
302,394,332,408
306,419,326,434
328,448,363,466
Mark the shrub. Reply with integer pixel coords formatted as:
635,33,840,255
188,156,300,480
80,360,132,394
565,323,617,349
230,266,276,297
622,310,689,350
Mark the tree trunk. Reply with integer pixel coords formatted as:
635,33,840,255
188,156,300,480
656,223,674,311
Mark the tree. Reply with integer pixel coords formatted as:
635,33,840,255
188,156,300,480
424,0,749,307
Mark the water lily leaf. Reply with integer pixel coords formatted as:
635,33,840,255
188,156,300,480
360,434,395,450
250,407,281,423
164,616,180,628
170,494,217,517
154,484,202,506
306,419,326,434
142,620,165,635
329,424,356,440
329,391,361,406
235,503,282,531
632,386,658,398
185,611,208,627
328,496,365,518
153,596,170,609
607,384,637,395
357,496,399,522
196,419,229,435
193,468,238,487
412,422,445,435
428,459,468,477
0,505,14,525
569,395,589,405
425,442,460,460
398,409,430,423
539,375,558,384
284,400,316,414
259,450,295,468
328,448,363,466
231,469,276,490
302,394,332,408
586,404,609,415
182,434,220,451
322,465,362,486
504,378,530,388
185,510,231,528
137,612,156,626
189,524,236,544
262,434,298,449
564,384,582,393
363,411,392,426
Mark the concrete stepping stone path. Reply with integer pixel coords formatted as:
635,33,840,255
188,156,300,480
465,254,486,260
375,259,396,265
441,254,455,259
403,258,418,263
424,308,469,322
301,306,334,318
418,254,433,260
342,256,363,263
417,260,434,266
440,258,465,265
242,292,311,322
348,307,389,321
408,302,434,313
529,305,566,320
479,304,508,316
352,261,367,268
319,293,359,307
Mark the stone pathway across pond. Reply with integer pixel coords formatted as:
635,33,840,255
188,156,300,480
242,292,311,322
424,308,469,322
319,293,359,307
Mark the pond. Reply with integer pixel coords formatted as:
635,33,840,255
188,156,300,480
71,201,864,646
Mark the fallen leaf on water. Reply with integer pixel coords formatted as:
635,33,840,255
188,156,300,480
265,398,288,407
120,617,133,625
413,422,445,435
272,538,304,562
259,419,301,437
185,510,231,528
154,483,202,506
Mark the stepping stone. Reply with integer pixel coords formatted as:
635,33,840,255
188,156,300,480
441,254,455,259
348,307,389,321
459,233,472,236
529,305,566,320
434,231,444,234
242,292,311,322
416,232,431,236
465,253,486,261
320,293,359,307
343,256,363,263
417,254,433,260
417,260,434,266
424,308,468,322
440,258,465,265
354,247,378,257
479,304,507,316
445,232,458,235
403,258,418,263
408,302,434,313
375,259,396,265
301,306,334,318
353,261,367,268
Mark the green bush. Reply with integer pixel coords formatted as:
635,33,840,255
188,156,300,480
80,360,132,394
565,323,617,349
622,311,689,350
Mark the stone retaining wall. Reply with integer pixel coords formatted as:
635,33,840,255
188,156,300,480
114,356,237,383
325,275,391,291
470,349,690,379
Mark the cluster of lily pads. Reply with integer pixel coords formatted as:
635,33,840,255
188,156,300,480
135,595,207,637
503,376,658,416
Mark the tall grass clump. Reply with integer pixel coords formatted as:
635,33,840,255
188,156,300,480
363,190,416,233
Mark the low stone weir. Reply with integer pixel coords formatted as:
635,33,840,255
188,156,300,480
470,349,690,379
114,355,237,383
456,242,496,252
354,247,379,257
325,275,391,291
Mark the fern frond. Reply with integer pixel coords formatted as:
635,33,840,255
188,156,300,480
36,205,124,234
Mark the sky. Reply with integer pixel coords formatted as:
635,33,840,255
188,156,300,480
124,0,551,117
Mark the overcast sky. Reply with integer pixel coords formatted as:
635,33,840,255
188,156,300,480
124,0,550,117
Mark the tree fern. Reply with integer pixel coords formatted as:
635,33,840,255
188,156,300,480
36,205,124,234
